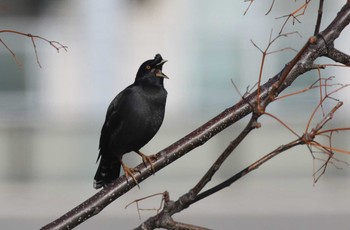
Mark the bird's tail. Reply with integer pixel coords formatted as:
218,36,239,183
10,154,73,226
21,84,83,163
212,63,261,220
93,157,121,189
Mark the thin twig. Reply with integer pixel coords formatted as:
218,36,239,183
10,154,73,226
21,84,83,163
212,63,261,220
0,29,67,67
314,0,324,35
276,0,312,34
251,31,301,112
244,0,254,15
265,0,276,15
125,192,165,219
0,38,23,67
263,112,300,138
30,36,41,68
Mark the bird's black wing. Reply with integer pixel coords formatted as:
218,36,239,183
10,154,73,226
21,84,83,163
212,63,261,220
94,87,133,189
97,88,127,162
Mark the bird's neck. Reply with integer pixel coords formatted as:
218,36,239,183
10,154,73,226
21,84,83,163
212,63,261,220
135,77,164,89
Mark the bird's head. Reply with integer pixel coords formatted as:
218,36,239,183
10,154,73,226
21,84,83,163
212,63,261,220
135,54,168,81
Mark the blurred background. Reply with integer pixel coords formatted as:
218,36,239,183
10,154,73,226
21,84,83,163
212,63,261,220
1,0,350,229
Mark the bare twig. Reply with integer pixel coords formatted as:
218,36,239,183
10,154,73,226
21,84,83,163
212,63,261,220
314,0,325,35
125,192,165,219
263,112,300,138
134,191,211,230
276,0,312,34
251,30,301,113
305,84,349,134
265,0,276,15
0,38,23,67
243,0,254,15
244,0,276,16
0,30,67,67
276,77,342,101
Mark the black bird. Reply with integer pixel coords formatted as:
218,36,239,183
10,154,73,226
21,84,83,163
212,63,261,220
94,54,168,189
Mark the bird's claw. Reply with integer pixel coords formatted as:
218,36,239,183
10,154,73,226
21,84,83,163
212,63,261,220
122,165,140,188
137,151,156,174
142,154,157,174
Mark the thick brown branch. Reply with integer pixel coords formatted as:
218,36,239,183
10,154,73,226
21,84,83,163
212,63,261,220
326,47,350,66
162,220,211,230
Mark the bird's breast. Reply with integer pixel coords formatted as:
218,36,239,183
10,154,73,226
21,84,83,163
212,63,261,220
126,88,166,128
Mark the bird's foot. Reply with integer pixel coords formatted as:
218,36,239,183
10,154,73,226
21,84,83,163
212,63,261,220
122,164,140,188
136,151,156,174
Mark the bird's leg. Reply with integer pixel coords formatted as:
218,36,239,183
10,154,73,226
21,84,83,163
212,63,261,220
120,159,140,187
136,150,156,174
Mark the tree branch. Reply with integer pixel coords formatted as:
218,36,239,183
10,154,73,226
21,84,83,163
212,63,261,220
41,2,350,229
137,95,344,230
326,47,350,65
314,0,324,35
0,30,67,67
191,115,259,196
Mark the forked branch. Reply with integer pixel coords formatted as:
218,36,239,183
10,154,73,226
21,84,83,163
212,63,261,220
0,30,67,67
137,91,348,229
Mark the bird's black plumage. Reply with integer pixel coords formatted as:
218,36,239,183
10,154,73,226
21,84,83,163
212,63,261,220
94,54,168,189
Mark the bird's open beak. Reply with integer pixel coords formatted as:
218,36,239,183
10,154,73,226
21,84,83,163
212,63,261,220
156,59,167,66
155,59,169,79
155,70,169,79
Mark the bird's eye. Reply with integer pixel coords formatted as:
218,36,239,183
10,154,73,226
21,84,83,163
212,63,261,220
145,65,151,70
